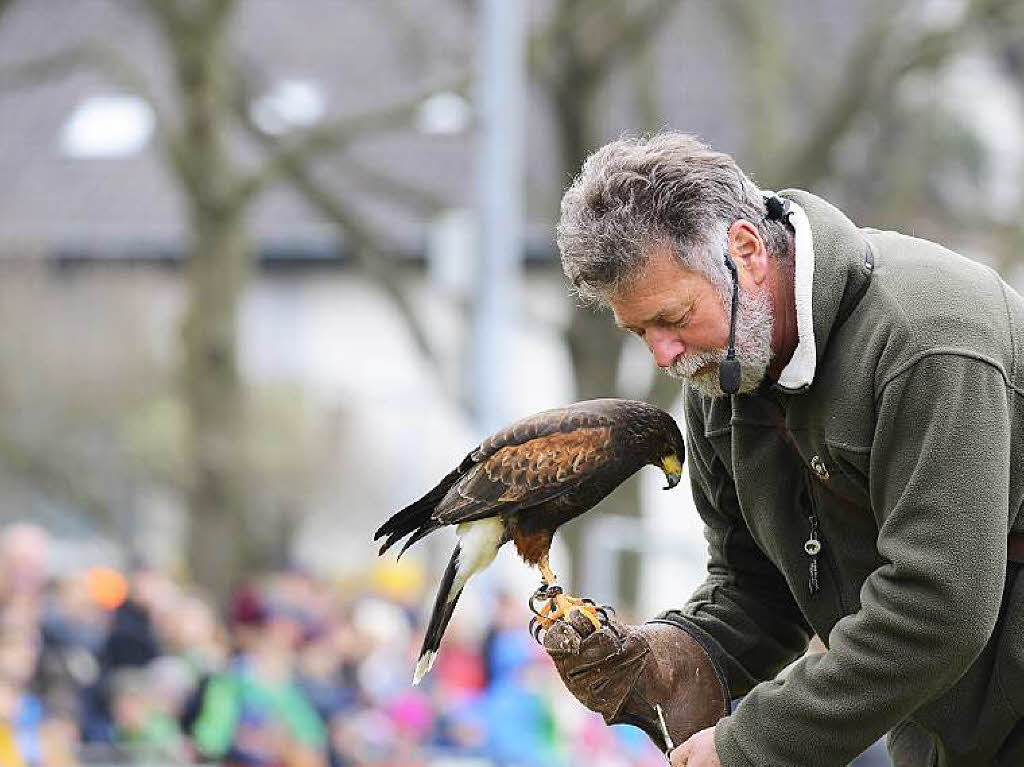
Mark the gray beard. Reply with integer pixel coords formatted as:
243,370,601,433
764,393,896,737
664,284,774,398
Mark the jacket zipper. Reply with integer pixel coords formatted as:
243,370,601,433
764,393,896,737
802,469,846,612
805,512,822,595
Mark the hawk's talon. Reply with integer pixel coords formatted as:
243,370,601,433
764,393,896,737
531,583,563,602
537,593,603,632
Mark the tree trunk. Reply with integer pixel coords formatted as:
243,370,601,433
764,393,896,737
550,63,651,603
182,203,249,604
548,13,685,607
168,0,252,605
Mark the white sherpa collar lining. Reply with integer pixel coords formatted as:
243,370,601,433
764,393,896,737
775,198,816,391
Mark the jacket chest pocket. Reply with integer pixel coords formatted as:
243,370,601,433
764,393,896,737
821,438,872,508
783,420,872,508
785,383,874,509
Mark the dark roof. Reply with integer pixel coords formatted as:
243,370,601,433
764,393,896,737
0,0,863,260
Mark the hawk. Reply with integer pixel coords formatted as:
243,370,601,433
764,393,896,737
374,398,685,684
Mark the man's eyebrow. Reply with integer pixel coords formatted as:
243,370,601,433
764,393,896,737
618,302,693,328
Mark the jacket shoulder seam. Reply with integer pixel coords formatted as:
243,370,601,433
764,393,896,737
875,349,1019,405
993,267,1017,382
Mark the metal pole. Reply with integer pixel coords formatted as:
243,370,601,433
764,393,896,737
472,0,524,435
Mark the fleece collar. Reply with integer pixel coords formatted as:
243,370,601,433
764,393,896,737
775,199,817,392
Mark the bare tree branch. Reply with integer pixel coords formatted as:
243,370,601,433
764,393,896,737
717,0,788,179
781,0,1020,188
0,0,16,24
0,38,200,193
241,115,446,378
0,429,117,530
337,155,450,215
580,0,684,86
144,0,234,37
142,0,181,29
776,10,891,188
370,0,469,73
0,40,159,106
629,36,665,134
532,0,684,94
528,0,587,89
231,75,470,206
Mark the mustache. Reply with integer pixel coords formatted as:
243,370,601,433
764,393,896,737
664,349,725,379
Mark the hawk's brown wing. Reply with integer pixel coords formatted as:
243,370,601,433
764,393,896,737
470,405,615,462
435,425,615,525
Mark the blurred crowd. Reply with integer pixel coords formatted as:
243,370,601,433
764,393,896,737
0,522,665,766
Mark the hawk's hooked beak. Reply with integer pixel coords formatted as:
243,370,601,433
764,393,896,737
661,454,682,490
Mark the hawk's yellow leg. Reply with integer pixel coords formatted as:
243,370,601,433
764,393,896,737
535,555,602,631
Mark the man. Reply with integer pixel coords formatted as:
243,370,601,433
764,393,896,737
546,132,1024,766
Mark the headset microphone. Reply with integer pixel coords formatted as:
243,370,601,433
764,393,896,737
719,254,741,395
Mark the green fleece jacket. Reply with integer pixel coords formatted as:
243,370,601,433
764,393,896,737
659,190,1024,766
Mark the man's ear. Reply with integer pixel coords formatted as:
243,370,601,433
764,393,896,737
727,220,769,286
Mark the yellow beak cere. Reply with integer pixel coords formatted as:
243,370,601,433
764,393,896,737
661,454,683,489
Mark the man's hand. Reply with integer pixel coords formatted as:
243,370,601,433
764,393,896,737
542,611,728,752
671,726,721,766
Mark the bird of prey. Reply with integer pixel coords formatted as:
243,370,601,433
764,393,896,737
374,398,685,684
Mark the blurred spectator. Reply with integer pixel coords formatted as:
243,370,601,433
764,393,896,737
0,524,51,632
39,573,106,677
162,593,228,677
479,620,561,767
108,667,187,762
0,523,672,766
98,570,161,677
0,624,45,763
79,564,164,745
188,585,328,767
296,618,357,722
0,524,50,599
0,675,30,767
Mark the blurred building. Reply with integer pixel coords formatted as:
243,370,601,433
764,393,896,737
0,0,1020,617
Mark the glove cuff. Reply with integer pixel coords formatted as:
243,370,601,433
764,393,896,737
647,616,731,713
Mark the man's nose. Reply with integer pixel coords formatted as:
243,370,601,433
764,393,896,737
646,327,685,368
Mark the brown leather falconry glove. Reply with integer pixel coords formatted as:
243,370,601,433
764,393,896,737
543,612,729,752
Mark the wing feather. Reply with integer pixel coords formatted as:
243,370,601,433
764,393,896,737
471,405,615,462
434,426,614,525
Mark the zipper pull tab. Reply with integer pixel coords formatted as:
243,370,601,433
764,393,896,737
806,515,821,595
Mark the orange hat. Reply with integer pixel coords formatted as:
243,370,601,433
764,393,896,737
86,566,128,610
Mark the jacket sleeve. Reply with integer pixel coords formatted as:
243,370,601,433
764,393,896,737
655,388,811,697
715,353,1010,767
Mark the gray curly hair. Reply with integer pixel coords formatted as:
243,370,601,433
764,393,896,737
556,132,790,305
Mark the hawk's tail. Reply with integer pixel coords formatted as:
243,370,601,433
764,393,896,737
411,517,505,685
374,468,459,556
413,544,463,685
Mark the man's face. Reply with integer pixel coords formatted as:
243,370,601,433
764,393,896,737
609,243,774,397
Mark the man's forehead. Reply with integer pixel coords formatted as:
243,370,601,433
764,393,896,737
608,246,707,321
611,291,693,327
